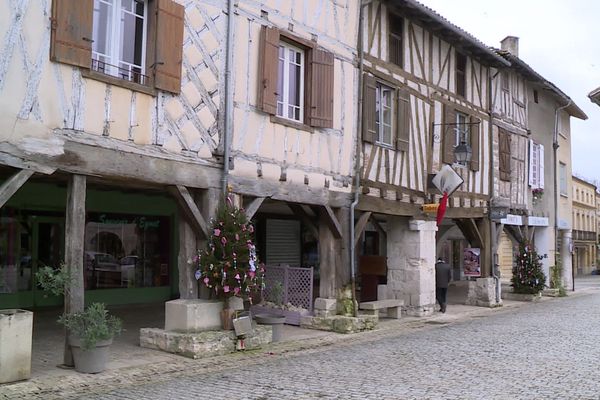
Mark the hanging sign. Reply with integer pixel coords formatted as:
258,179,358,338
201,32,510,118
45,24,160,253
422,203,439,213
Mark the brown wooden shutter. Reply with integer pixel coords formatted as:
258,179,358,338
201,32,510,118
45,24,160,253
153,0,185,94
469,116,480,171
499,129,512,181
396,88,410,152
309,49,334,128
442,104,456,164
258,26,280,115
362,74,377,143
50,0,93,68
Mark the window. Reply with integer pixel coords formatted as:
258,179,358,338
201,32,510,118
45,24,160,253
442,105,479,171
258,26,334,129
533,89,539,103
456,52,467,97
50,0,184,94
528,140,545,189
92,0,148,85
501,70,509,91
276,42,305,122
388,14,403,67
499,129,512,181
361,74,411,151
559,162,567,196
375,83,393,146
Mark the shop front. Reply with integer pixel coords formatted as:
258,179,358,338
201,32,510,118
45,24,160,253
0,180,179,310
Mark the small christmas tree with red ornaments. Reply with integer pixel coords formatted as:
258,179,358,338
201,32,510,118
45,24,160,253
193,195,264,309
511,240,546,294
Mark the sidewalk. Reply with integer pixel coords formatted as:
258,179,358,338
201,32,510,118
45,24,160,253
1,286,598,400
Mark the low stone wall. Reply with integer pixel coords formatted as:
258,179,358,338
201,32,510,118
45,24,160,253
300,315,377,334
502,292,542,302
140,325,272,359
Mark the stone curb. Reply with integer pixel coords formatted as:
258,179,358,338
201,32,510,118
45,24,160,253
0,290,596,400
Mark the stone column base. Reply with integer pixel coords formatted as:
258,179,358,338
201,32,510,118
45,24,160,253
404,304,434,317
466,278,502,307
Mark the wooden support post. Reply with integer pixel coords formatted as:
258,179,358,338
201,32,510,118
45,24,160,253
337,207,351,289
245,197,265,220
170,185,210,239
318,208,340,298
477,218,492,277
354,211,372,248
196,188,220,299
0,169,34,209
322,205,343,239
178,217,198,300
63,174,86,366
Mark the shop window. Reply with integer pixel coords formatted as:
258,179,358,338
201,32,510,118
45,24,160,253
50,0,184,94
85,213,171,289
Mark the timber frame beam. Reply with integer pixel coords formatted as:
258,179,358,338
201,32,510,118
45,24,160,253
170,185,210,239
245,197,266,220
287,203,319,239
321,205,343,239
0,169,35,209
354,211,372,248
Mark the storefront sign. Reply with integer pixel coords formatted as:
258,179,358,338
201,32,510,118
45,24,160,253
489,206,508,220
500,214,523,226
464,248,481,277
98,214,161,228
527,216,549,227
558,219,570,230
422,203,439,213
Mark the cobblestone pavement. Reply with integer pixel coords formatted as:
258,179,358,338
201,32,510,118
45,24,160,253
47,290,600,400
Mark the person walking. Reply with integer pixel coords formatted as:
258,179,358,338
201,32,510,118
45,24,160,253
435,258,452,313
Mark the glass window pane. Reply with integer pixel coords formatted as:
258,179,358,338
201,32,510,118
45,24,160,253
289,63,301,107
383,125,392,145
93,0,113,58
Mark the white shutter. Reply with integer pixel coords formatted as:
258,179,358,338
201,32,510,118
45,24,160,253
538,144,545,189
265,219,301,266
529,140,538,188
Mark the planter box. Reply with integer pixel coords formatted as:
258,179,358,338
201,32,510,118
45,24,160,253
502,291,542,302
250,305,310,326
0,309,33,383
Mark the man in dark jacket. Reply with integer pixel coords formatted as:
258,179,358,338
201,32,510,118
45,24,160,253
435,258,452,313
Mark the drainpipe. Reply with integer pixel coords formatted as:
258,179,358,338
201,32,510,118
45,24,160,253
349,1,367,317
488,68,500,304
553,98,572,289
222,0,235,195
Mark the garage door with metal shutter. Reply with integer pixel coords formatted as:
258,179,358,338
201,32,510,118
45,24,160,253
265,219,301,266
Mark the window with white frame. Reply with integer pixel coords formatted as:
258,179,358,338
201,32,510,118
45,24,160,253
454,112,469,146
528,140,545,189
375,82,393,146
276,42,305,122
559,162,567,196
92,0,148,84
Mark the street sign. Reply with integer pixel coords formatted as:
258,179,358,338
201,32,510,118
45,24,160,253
431,165,464,195
489,206,508,220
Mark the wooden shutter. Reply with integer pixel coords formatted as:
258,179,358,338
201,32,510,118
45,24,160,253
442,105,456,164
499,129,511,181
469,116,480,171
153,0,185,94
258,26,280,115
396,88,410,152
50,0,93,68
362,74,377,143
309,49,334,128
529,140,538,188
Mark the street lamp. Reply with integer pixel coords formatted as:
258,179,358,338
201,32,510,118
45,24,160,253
454,141,472,164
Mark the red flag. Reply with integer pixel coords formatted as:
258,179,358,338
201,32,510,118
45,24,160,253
436,191,448,226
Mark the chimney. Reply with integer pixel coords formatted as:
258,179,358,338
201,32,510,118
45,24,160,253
500,36,519,56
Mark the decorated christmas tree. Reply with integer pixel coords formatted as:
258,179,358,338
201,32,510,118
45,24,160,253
511,240,546,294
193,195,264,309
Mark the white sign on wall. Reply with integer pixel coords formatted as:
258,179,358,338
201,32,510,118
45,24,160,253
527,216,549,227
500,214,523,226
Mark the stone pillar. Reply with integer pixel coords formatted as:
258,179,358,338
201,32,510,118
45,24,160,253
561,229,573,291
387,218,436,316
466,278,501,307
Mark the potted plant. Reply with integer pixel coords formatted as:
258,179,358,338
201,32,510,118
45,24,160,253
193,195,264,329
36,265,122,373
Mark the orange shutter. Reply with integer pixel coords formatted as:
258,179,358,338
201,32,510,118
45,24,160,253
442,105,456,164
50,0,93,68
469,116,480,171
258,26,280,115
154,0,185,94
309,48,334,128
396,88,410,151
362,74,377,143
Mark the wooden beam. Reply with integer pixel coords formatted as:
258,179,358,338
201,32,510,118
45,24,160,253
444,207,486,219
468,218,484,248
0,169,34,209
287,203,319,239
170,185,210,239
356,195,419,216
245,197,265,220
370,216,387,240
322,205,343,239
354,211,372,248
229,175,351,208
63,174,86,366
0,152,55,174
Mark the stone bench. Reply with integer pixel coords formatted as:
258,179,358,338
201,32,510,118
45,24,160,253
359,299,404,319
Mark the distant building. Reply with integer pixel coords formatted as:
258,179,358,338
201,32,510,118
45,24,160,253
572,176,597,275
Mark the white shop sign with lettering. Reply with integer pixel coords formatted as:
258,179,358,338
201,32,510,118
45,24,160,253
527,216,549,227
500,214,523,225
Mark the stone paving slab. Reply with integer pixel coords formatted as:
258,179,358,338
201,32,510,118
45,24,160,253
1,287,597,400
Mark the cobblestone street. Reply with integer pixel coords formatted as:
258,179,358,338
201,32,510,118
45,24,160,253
67,290,600,400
